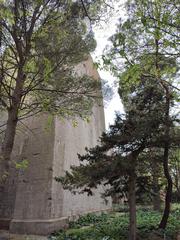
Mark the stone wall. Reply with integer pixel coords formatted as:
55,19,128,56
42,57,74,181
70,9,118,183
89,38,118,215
0,57,111,235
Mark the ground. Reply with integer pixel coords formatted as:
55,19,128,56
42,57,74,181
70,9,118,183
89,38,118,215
50,205,180,240
0,205,179,240
0,231,47,240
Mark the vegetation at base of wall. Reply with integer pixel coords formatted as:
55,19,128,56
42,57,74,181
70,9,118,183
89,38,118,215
50,206,180,240
69,212,110,229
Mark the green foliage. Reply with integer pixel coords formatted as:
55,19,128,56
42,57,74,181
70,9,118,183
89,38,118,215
0,0,108,175
102,0,180,229
50,208,180,240
0,0,104,125
104,0,180,101
14,159,29,170
69,213,109,229
57,77,169,201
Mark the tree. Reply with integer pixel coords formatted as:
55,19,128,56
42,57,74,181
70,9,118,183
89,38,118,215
57,76,167,240
56,2,180,239
0,0,111,181
103,0,180,229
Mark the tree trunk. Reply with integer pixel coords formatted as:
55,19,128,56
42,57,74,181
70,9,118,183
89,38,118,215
0,108,18,182
159,85,172,229
128,172,136,240
0,68,24,182
159,144,173,229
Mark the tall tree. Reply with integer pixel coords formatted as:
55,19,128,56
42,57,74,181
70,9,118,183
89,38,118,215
57,76,167,240
103,0,180,229
0,0,111,181
57,2,180,239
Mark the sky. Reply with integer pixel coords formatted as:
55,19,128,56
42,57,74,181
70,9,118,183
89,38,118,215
92,2,126,129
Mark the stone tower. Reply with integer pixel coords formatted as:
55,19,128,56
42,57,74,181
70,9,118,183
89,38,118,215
0,57,111,235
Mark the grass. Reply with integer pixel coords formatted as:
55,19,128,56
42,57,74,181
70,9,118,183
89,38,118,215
49,205,180,240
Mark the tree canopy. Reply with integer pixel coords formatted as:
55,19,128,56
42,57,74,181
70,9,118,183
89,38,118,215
0,0,113,179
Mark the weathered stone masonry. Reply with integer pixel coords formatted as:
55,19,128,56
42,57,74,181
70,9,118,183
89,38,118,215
0,57,111,235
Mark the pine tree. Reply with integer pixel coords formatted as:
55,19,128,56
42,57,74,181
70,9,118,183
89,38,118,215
0,0,109,181
57,76,167,240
